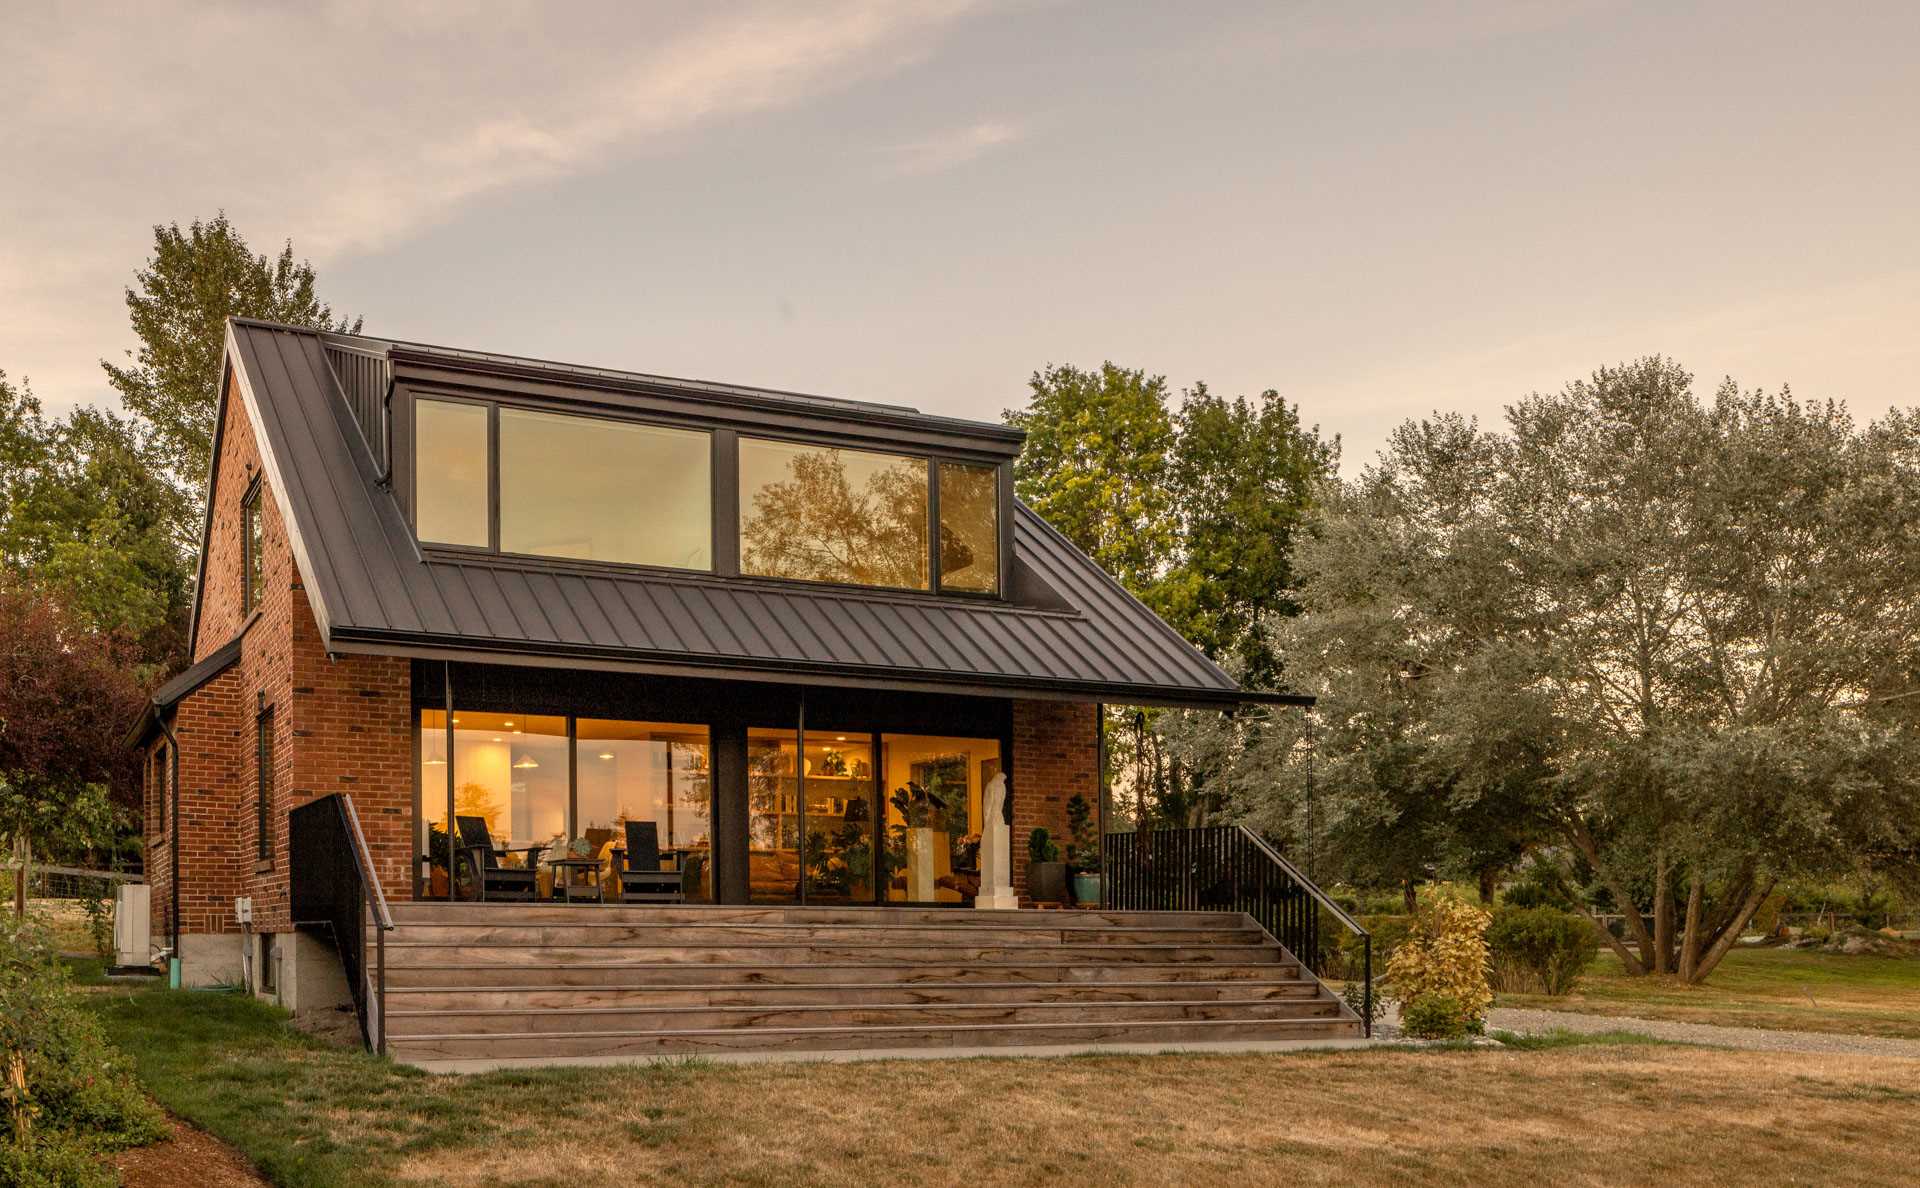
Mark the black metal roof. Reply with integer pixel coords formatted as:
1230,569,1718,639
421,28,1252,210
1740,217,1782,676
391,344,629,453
208,319,1294,709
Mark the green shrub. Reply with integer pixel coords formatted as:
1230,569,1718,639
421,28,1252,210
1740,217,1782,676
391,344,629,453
0,1129,117,1188
1339,980,1387,1027
1,917,164,1161
1027,828,1059,864
1486,906,1597,996
1400,993,1470,1040
1383,898,1492,1028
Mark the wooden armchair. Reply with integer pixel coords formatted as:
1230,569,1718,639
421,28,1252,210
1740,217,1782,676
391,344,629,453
454,815,543,902
615,820,685,904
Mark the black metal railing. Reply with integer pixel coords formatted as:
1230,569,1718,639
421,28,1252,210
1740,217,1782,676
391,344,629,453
1103,825,1373,1035
289,794,394,1052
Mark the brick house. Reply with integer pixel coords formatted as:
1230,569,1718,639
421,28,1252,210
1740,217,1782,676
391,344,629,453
131,319,1341,1061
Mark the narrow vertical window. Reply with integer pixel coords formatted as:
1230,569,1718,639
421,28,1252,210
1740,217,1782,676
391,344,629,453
256,708,275,863
242,480,265,614
936,461,1000,594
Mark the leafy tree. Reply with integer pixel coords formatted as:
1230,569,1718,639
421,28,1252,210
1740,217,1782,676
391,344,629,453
1005,363,1178,605
1160,385,1336,687
1240,358,1920,983
0,584,144,916
101,212,359,535
0,375,191,666
1004,366,1334,827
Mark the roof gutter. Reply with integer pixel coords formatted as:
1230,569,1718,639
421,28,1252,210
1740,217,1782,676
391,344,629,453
323,628,1313,710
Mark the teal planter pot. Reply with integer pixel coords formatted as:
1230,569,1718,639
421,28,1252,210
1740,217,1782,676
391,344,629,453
1072,872,1102,907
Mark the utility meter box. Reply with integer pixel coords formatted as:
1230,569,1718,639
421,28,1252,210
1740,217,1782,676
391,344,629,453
113,883,152,968
234,896,253,924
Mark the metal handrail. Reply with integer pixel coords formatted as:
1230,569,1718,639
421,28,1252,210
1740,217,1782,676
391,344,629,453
339,794,394,932
1103,823,1374,1036
1235,826,1369,938
336,794,392,1056
1236,825,1373,1037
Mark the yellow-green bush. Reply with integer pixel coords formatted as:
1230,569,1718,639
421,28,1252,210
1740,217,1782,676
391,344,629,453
1384,897,1492,1026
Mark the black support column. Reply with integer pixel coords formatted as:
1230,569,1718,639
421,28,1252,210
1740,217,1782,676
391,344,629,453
709,720,750,904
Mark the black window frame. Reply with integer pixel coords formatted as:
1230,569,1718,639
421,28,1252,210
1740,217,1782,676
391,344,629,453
241,476,265,615
403,389,1012,602
255,705,276,865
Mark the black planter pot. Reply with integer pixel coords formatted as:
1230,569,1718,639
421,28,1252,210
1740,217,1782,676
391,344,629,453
1028,861,1069,904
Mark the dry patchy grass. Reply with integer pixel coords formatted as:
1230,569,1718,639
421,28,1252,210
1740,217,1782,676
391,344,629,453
89,987,1920,1188
382,1047,1920,1188
1501,946,1920,1038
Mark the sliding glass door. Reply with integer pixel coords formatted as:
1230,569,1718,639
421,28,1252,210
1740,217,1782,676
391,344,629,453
416,709,710,902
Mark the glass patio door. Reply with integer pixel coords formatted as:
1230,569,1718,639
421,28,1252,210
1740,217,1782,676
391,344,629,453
745,726,879,904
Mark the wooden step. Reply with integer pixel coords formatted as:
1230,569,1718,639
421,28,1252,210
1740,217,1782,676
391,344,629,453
382,942,1281,967
383,998,1343,1037
386,922,1259,947
381,903,1247,929
386,1016,1364,1061
384,979,1325,1011
382,959,1304,988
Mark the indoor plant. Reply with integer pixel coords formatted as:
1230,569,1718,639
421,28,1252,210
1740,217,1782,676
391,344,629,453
1065,793,1101,907
1027,827,1067,904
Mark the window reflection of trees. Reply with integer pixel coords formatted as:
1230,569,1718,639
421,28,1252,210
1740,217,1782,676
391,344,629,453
741,445,928,589
937,462,998,592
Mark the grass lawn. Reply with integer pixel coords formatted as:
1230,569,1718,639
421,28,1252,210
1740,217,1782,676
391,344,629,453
83,981,1920,1188
1499,945,1920,1038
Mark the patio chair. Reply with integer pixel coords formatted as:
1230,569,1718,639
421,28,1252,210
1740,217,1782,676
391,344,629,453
454,815,543,902
616,820,686,904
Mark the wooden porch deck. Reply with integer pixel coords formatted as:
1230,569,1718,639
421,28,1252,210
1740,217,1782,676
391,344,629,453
376,903,1363,1067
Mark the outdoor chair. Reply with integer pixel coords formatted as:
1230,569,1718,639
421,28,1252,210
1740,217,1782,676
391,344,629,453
454,815,543,902
616,820,686,904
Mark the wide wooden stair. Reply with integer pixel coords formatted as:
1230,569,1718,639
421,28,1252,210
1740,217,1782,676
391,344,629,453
377,903,1362,1066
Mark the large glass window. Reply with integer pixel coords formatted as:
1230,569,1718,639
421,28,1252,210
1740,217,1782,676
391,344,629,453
882,734,1000,904
739,438,929,589
577,719,711,901
937,462,999,594
500,409,711,569
414,400,490,547
417,710,566,897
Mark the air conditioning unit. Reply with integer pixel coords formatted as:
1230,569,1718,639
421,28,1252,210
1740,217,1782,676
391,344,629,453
114,883,152,968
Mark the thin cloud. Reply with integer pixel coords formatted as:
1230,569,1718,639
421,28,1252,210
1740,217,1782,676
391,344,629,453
0,0,986,412
885,119,1027,175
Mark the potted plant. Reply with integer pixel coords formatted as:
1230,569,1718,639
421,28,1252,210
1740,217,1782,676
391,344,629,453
892,782,950,901
1027,827,1067,904
1065,793,1101,907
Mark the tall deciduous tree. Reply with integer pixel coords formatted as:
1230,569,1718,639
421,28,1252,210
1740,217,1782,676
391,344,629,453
101,212,359,537
1162,385,1336,687
0,583,143,915
1237,358,1920,982
0,374,190,667
1006,363,1179,607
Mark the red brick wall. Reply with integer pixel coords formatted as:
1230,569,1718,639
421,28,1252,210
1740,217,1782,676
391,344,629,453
1011,699,1100,899
152,375,414,941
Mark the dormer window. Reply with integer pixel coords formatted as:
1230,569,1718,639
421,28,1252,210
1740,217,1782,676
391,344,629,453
407,391,1004,597
499,408,710,569
414,398,490,548
740,438,929,590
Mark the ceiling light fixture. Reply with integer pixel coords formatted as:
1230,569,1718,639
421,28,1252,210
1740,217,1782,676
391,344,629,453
598,751,615,761
513,756,540,770
424,756,445,766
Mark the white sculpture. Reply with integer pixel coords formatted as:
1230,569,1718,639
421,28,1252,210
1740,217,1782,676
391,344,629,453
976,772,1018,910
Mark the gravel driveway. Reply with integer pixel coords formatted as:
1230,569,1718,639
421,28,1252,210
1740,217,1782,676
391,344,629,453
1481,1007,1920,1059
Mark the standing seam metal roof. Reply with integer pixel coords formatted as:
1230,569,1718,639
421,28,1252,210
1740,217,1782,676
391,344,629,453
219,320,1273,707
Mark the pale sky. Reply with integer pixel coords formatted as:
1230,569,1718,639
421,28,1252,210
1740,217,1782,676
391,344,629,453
6,0,1917,466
